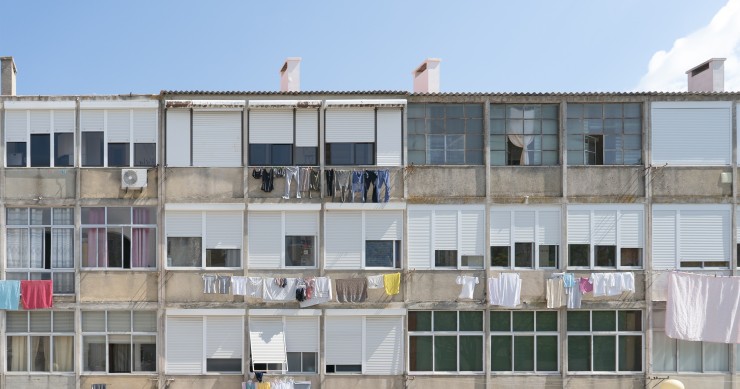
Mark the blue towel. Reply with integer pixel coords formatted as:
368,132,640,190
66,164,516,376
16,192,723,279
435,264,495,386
0,280,21,310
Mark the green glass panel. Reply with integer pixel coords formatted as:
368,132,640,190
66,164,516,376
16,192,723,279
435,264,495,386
409,336,433,371
459,311,482,331
541,105,558,119
592,311,616,331
567,311,590,331
512,312,534,332
459,336,483,371
537,336,558,371
433,311,457,331
619,335,642,371
593,335,616,371
408,311,432,331
567,335,590,371
434,336,457,372
490,311,510,331
513,336,535,371
618,310,642,331
491,336,512,371
566,104,582,119
536,311,558,332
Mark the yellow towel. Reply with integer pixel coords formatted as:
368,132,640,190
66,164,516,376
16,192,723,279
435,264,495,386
383,272,401,295
257,382,271,389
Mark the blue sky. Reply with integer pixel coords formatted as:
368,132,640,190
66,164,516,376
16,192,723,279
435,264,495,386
1,0,737,94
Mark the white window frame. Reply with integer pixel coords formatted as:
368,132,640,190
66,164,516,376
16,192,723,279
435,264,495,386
489,310,560,374
248,210,319,269
80,206,158,270
490,206,560,270
247,102,321,167
566,310,644,374
566,205,644,270
5,311,75,374
80,310,157,374
323,209,404,270
248,311,321,375
4,105,76,168
651,310,731,373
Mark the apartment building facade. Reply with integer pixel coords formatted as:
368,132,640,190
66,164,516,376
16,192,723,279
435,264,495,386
0,56,738,389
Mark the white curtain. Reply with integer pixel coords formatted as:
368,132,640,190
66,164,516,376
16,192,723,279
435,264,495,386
30,228,45,269
6,229,28,268
507,129,535,165
53,336,74,372
31,336,50,371
52,228,74,269
8,336,27,371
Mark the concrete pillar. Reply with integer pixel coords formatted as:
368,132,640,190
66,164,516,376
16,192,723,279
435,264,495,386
1,56,17,96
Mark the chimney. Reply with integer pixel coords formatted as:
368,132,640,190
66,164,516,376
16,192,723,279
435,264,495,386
280,57,301,92
413,58,441,93
686,58,725,92
1,56,17,96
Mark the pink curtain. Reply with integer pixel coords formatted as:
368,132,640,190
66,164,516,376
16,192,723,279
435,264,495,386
85,208,107,267
132,208,154,268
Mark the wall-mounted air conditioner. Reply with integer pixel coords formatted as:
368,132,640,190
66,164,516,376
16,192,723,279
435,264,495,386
121,168,148,189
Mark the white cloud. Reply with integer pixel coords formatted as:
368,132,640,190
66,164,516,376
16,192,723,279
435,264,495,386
635,0,740,91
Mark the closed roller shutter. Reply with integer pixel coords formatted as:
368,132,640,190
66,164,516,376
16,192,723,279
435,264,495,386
376,108,402,166
29,110,50,134
133,109,157,143
618,210,643,248
567,210,590,244
166,211,202,237
325,108,375,143
285,212,318,236
679,209,730,264
285,317,319,353
248,212,282,269
365,211,402,241
249,109,293,144
324,212,362,269
295,109,318,147
460,210,483,255
514,211,535,242
434,210,457,250
364,316,403,375
107,109,131,142
408,209,432,269
537,210,560,245
206,316,243,359
325,316,362,365
5,110,28,142
53,110,75,133
490,210,511,246
652,209,677,270
249,317,286,364
166,110,191,167
192,111,242,167
206,211,243,249
592,210,617,246
80,110,104,132
166,317,204,374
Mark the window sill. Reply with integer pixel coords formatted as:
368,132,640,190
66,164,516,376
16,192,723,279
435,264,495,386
80,372,158,376
80,268,158,272
5,372,75,375
407,372,485,376
565,371,644,375
165,267,243,271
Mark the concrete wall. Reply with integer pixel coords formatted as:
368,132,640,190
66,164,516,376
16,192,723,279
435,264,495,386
406,271,486,303
164,272,244,304
407,376,485,389
651,167,732,200
80,375,157,389
80,168,158,199
164,375,244,389
323,376,403,389
80,271,158,302
406,166,485,199
4,168,76,199
563,376,645,389
5,375,76,389
490,166,562,198
567,166,644,200
164,168,243,201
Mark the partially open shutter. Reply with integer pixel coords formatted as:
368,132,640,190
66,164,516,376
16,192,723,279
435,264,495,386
248,212,282,269
166,110,191,167
537,210,560,245
567,210,590,244
5,110,27,142
133,109,157,143
652,209,677,270
460,210,483,255
29,110,51,134
166,211,202,237
285,317,319,353
490,210,511,246
206,316,243,359
434,211,457,251
249,317,287,364
205,211,243,249
192,111,242,167
295,109,318,147
679,209,729,264
325,108,375,143
107,109,131,142
514,211,535,243
325,316,362,365
166,317,204,374
249,109,293,144
365,211,402,241
324,212,362,269
592,210,617,246
376,108,402,166
364,316,403,375
408,209,432,269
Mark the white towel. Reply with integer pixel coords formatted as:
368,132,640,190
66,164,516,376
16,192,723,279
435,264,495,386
263,278,298,301
546,278,566,308
489,274,521,308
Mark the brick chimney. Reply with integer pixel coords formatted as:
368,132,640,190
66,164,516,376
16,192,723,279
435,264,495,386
280,57,301,92
1,56,17,96
413,58,441,93
686,58,725,92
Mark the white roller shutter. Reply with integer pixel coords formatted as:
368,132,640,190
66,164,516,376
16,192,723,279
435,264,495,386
29,110,51,134
490,210,511,246
324,212,362,269
249,317,287,364
364,316,403,375
619,210,642,248
249,109,293,144
166,317,204,374
166,211,202,237
107,109,131,142
325,108,375,143
434,211,457,250
285,317,319,353
325,316,362,365
592,210,617,245
53,110,75,133
133,109,157,143
206,316,243,359
651,102,732,165
376,108,402,166
295,109,318,147
248,212,282,269
206,211,243,249
537,210,560,245
408,209,432,269
80,110,104,132
460,210,483,255
365,211,402,240
567,210,590,244
514,211,535,242
5,110,28,142
652,210,677,270
679,209,729,264
192,111,242,167
166,110,191,167
285,212,318,236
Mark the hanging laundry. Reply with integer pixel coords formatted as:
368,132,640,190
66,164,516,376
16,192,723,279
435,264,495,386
20,280,53,309
666,272,740,344
216,275,231,294
335,170,351,202
375,169,391,202
202,274,217,294
456,275,479,299
295,279,308,302
350,170,364,202
261,168,274,192
252,168,262,179
383,273,401,296
579,277,593,293
620,272,635,293
244,382,257,389
546,278,566,308
263,278,298,301
563,273,576,288
299,277,333,308
246,277,264,298
309,169,320,192
591,272,634,297
0,280,21,310
363,170,379,203
488,274,521,308
282,167,300,199
325,169,335,197
367,274,384,289
298,167,312,197
566,283,582,309
335,278,368,303
257,382,271,389
231,276,247,296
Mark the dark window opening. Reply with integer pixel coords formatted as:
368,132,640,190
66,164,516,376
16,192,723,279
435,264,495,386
7,142,26,167
54,133,74,167
595,245,616,267
108,143,130,167
568,244,590,267
30,134,50,167
434,250,457,267
514,242,533,268
82,132,104,167
248,144,293,166
285,236,315,267
491,246,510,267
134,143,156,167
326,143,374,165
585,135,603,165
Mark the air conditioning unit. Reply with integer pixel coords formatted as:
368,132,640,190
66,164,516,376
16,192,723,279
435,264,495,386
121,169,148,189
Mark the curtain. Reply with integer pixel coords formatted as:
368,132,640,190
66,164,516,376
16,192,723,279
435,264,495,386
30,228,45,269
507,133,535,165
6,229,28,268
52,228,74,269
53,336,74,372
31,336,50,371
85,208,107,267
8,336,27,371
132,228,155,268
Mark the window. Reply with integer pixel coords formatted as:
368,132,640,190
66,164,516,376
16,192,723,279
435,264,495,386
81,207,157,269
249,315,319,374
408,311,483,373
326,142,374,165
324,211,403,269
82,311,156,373
166,314,243,374
567,310,642,372
408,103,484,165
6,311,74,372
324,105,403,167
4,108,75,168
80,106,158,167
566,103,641,165
652,310,729,372
652,206,730,269
567,207,643,269
6,208,74,294
408,206,485,270
325,315,403,375
248,211,318,269
490,208,560,269
249,144,294,166
166,209,243,268
248,107,319,166
490,104,559,166
490,311,558,372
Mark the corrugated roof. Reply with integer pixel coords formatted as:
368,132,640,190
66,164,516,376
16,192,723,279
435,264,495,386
161,90,407,95
161,90,740,97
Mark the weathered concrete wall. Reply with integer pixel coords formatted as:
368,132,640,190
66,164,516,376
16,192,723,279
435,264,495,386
406,271,486,303
164,375,244,389
564,376,646,389
164,271,244,304
651,167,732,200
80,168,158,199
406,166,485,199
489,376,563,389
80,271,158,302
646,376,735,389
490,166,562,198
323,271,404,304
323,376,404,389
164,167,243,201
567,166,644,200
80,375,157,389
407,376,485,389
4,168,76,199
5,375,76,389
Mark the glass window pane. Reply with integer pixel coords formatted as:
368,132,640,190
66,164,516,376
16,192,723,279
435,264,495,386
7,312,29,332
434,336,457,372
286,236,316,267
107,143,130,167
133,311,157,332
53,336,74,372
512,312,534,332
623,103,641,118
538,245,558,268
490,119,506,134
434,250,456,267
491,335,512,371
464,104,483,118
408,104,425,119
30,208,51,225
459,336,483,371
82,311,105,332
408,135,426,150
536,312,558,332
206,248,240,267
541,105,558,119
53,312,75,332
271,144,292,166
567,336,590,371
677,340,701,372
301,352,316,373
592,311,616,331
595,245,616,267
325,143,352,165
30,336,50,371
514,336,534,371
652,332,676,371
83,335,106,371
30,311,52,332
623,119,641,134
409,336,433,371
134,143,156,167
53,208,74,225
167,237,202,267
433,311,457,331
567,311,590,331
364,240,394,268
618,311,642,331
30,134,51,167
108,311,131,332
604,104,622,118
459,311,482,331
568,244,590,267
618,335,642,371
585,104,603,119
408,311,432,332
108,334,132,373
537,335,558,371
490,311,511,332
7,142,27,167
7,336,28,371
294,146,317,165
249,144,269,166
703,342,729,371
107,207,131,225
354,143,374,165
131,335,156,372
592,336,616,372
491,246,510,267
7,208,28,225
514,242,533,268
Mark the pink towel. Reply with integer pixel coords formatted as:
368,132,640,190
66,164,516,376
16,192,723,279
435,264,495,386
20,280,53,309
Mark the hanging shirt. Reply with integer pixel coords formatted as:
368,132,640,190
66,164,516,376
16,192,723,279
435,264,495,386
202,274,217,294
263,278,298,301
566,283,583,309
299,277,333,308
383,273,401,295
217,275,232,294
620,272,635,293
455,276,479,299
20,280,53,309
563,273,576,288
0,280,21,310
546,278,566,309
246,277,264,298
591,273,608,296
231,276,247,296
367,275,385,289
256,383,271,389
489,274,521,308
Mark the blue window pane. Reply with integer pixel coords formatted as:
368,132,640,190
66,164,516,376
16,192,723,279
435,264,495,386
31,134,50,167
7,142,27,167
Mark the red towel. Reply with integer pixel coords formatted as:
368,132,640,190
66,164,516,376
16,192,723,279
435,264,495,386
20,280,53,309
